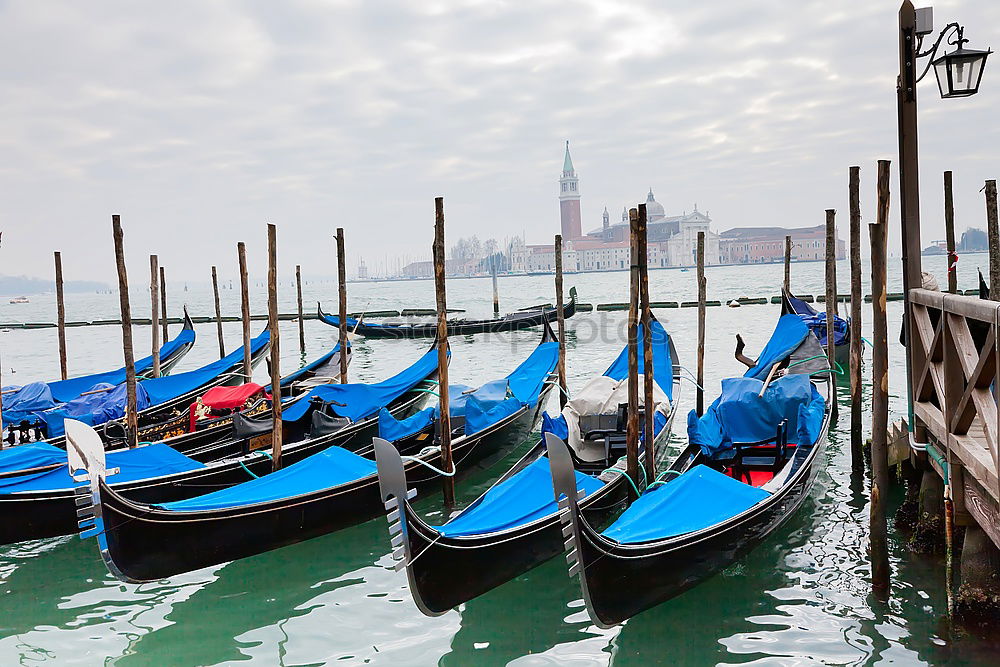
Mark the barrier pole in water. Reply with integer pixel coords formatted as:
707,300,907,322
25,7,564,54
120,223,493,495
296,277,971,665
296,264,305,356
849,166,863,472
825,209,839,420
159,265,168,341
555,234,568,410
638,204,655,484
267,223,282,471
212,266,225,358
870,158,891,594
626,207,640,489
336,228,349,383
944,172,957,294
238,242,252,382
112,215,139,449
55,251,68,380
783,235,791,294
697,231,706,417
150,255,161,378
434,197,455,507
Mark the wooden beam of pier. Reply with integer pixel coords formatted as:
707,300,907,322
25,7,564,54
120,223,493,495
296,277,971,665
150,255,161,378
870,159,891,593
211,266,225,358
336,228,349,384
111,215,138,449
626,207,641,488
54,251,68,381
434,197,455,507
555,234,568,410
238,242,252,382
849,167,863,471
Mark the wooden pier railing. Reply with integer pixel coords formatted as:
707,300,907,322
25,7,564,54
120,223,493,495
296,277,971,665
910,287,1000,546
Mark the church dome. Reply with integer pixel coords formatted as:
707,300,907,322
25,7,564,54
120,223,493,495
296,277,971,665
645,189,665,222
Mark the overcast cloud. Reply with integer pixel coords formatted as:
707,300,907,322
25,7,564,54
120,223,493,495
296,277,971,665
0,0,997,282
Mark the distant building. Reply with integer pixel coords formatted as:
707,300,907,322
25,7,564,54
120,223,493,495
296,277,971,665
559,142,583,240
358,258,369,279
718,225,845,264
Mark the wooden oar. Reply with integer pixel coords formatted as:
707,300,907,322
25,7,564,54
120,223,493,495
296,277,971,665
758,361,780,397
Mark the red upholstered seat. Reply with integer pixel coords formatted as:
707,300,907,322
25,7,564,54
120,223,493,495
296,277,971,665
201,383,265,410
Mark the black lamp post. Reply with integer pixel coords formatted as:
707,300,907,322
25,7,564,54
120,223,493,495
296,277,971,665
898,1,991,435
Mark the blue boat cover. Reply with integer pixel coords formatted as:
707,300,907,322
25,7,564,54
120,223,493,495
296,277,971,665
157,445,376,512
0,443,205,494
378,406,436,442
604,319,673,399
0,442,66,474
436,456,605,538
463,341,559,435
141,330,270,405
320,310,403,331
44,325,196,403
688,374,825,457
743,315,810,381
602,465,771,543
40,382,152,438
2,382,56,423
281,348,441,423
273,343,346,391
798,311,848,347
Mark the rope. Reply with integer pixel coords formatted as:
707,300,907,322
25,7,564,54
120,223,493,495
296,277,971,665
675,365,705,391
400,447,455,477
543,380,571,400
861,337,875,348
239,450,273,479
648,469,682,488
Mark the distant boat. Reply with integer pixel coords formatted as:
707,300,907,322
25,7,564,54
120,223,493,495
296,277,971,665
9,296,29,304
680,268,690,273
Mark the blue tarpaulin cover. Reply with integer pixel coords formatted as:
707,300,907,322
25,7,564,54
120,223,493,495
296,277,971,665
140,330,270,406
462,341,559,435
45,325,196,403
40,382,152,438
0,443,205,494
378,406,436,442
0,442,66,474
786,295,849,347
688,374,825,457
2,383,56,423
743,315,810,381
604,320,673,399
602,465,771,543
157,445,376,512
436,456,605,537
282,348,441,423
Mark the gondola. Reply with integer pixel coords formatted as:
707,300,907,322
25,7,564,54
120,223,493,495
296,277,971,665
373,315,680,616
2,310,197,440
132,339,351,443
548,313,832,627
781,289,849,370
318,288,577,339
0,343,439,545
70,327,559,582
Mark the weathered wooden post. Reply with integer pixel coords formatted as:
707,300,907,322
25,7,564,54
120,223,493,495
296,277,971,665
267,224,282,471
54,251,68,380
491,253,500,318
159,265,168,341
296,264,305,355
150,255,161,378
986,179,999,294
944,171,958,294
433,198,455,506
849,167,863,471
336,228,349,384
111,215,139,449
783,235,792,293
870,159,891,594
626,208,641,488
554,234,568,409
825,209,839,419
237,242,252,382
211,266,225,358
638,204,655,484
697,231,706,416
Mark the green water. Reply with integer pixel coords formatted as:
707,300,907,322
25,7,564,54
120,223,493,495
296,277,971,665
1,255,998,665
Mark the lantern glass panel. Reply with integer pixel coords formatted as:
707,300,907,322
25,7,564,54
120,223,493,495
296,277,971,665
933,48,990,98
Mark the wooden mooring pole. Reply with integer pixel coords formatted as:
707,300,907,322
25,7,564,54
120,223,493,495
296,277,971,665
211,266,225,358
626,208,640,488
638,204,655,484
54,251,68,380
825,209,838,420
111,215,138,449
238,242,252,382
870,159,891,594
986,179,999,294
554,234,568,410
696,231,706,417
849,167,863,471
783,235,792,294
150,255,161,378
296,264,305,356
944,171,957,294
267,224,282,471
336,228,349,383
159,265,168,341
433,198,455,507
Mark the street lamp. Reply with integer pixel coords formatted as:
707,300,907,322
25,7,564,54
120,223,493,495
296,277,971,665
897,1,991,438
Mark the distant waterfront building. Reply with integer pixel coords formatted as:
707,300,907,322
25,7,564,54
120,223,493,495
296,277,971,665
718,225,845,264
358,258,369,279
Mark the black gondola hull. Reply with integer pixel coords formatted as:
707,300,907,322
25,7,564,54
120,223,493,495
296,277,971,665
92,389,551,582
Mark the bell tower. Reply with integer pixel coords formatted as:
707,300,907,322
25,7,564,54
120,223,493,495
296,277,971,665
559,141,582,240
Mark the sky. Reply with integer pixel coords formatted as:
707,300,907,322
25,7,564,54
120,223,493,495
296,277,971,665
0,0,998,283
